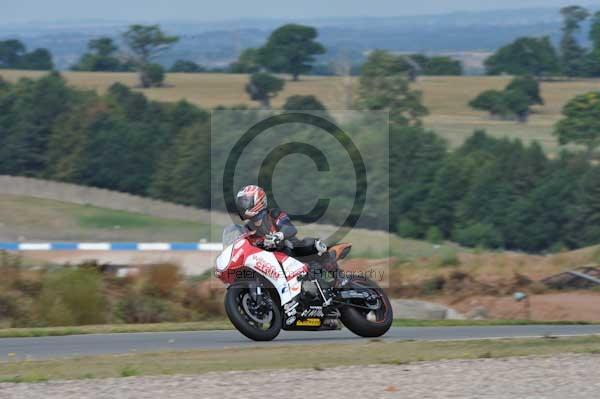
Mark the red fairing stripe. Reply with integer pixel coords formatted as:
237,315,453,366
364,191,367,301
217,238,262,285
286,263,309,281
273,251,289,263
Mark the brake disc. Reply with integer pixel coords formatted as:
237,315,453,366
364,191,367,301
242,293,273,324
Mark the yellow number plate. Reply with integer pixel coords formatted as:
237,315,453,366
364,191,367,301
296,318,321,327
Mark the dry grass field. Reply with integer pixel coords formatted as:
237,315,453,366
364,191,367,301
3,70,600,153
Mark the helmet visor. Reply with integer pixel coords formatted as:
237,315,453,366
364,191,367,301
236,195,254,213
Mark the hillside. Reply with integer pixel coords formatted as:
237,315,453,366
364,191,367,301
0,173,463,260
0,193,466,260
2,70,596,154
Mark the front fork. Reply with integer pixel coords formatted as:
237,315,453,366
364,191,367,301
249,281,263,302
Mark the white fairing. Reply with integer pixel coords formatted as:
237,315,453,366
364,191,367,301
245,251,303,305
216,244,233,272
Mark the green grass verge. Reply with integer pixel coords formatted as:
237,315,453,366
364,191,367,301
74,206,201,230
0,319,597,339
0,336,599,382
0,321,233,338
391,319,599,327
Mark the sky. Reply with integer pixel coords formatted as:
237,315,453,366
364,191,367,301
0,0,594,24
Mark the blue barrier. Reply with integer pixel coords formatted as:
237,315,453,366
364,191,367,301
0,242,223,251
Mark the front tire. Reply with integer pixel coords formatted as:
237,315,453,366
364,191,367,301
340,278,393,338
225,282,282,341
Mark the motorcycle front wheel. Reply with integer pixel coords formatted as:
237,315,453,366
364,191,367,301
340,277,393,338
225,282,282,341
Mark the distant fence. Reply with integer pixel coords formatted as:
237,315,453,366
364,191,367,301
0,242,223,251
0,175,231,224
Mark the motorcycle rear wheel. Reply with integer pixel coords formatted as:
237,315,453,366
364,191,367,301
340,277,393,337
225,282,282,341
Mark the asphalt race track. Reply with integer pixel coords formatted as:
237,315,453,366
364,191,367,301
2,325,600,360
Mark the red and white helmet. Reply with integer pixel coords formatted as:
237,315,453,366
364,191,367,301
236,185,267,220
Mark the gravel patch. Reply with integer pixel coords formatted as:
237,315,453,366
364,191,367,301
1,354,599,399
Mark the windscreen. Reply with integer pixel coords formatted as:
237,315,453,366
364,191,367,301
222,224,245,247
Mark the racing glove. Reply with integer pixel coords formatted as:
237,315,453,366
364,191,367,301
315,239,328,256
264,232,284,249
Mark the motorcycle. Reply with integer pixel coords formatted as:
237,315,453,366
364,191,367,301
215,224,393,341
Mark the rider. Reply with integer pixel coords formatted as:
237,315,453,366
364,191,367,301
236,185,342,309
235,185,328,262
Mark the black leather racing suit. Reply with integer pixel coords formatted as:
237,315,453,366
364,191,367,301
244,208,317,257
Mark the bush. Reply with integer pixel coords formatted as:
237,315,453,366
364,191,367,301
0,291,21,321
437,251,460,267
469,90,508,116
169,60,205,73
139,63,165,87
142,263,183,299
397,219,420,238
116,294,169,323
115,293,194,323
426,226,444,244
37,268,108,326
529,281,548,294
245,72,285,108
421,276,446,295
454,223,504,249
469,77,541,122
592,247,600,264
282,95,327,111
182,282,226,319
44,297,76,326
506,76,543,106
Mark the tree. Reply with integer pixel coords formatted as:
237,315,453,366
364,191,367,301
0,40,25,68
361,50,416,78
422,155,472,237
245,72,285,108
122,25,179,88
0,40,53,70
169,60,205,73
71,37,131,72
357,50,428,126
469,90,509,117
560,6,590,77
0,72,74,176
139,63,165,87
258,24,325,81
149,122,210,208
591,11,600,50
506,158,579,252
17,49,53,70
89,37,117,57
469,76,542,122
506,76,543,106
484,36,560,77
229,48,261,73
502,89,532,123
389,125,447,238
282,95,326,111
565,166,600,247
424,56,462,76
411,54,462,76
587,12,600,77
554,92,600,154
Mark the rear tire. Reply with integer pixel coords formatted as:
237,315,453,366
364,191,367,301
225,282,282,341
340,278,393,338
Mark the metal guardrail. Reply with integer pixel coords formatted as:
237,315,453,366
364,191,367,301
567,270,600,285
0,242,224,251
